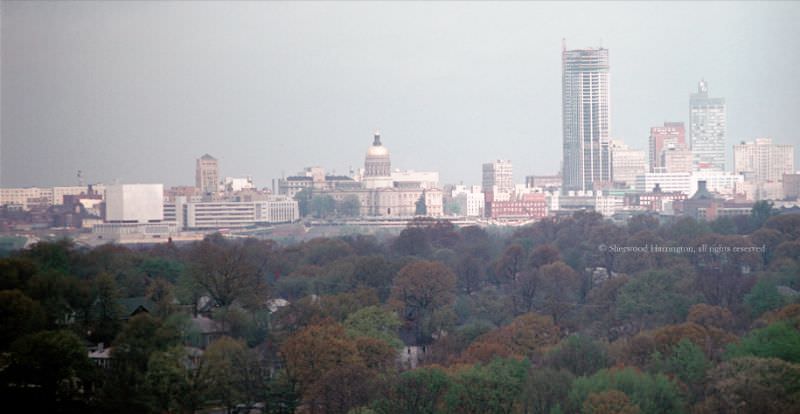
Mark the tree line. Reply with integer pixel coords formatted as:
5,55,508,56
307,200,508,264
1,202,800,413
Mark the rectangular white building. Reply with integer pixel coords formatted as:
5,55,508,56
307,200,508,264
610,139,647,188
690,171,744,198
734,138,795,183
174,197,299,230
451,185,484,217
391,170,440,190
635,172,692,194
105,184,164,223
1,185,105,210
482,160,514,196
224,177,254,192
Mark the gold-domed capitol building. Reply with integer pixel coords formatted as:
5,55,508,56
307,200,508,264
363,131,394,190
277,131,443,217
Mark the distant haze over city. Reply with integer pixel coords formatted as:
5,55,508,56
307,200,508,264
2,1,799,188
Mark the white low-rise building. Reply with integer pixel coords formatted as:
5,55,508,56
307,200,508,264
166,196,299,230
635,172,692,194
391,170,439,190
689,171,744,198
595,194,625,217
224,177,254,192
1,185,105,210
451,185,484,217
92,222,178,241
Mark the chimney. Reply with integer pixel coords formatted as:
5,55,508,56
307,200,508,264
653,183,662,193
698,180,708,192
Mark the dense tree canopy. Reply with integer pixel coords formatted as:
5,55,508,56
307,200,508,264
1,210,799,412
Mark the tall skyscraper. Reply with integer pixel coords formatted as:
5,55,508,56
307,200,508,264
690,80,726,171
482,160,514,198
562,43,611,193
649,122,686,172
196,154,219,195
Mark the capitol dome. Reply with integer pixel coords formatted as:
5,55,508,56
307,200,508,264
367,144,390,157
364,131,391,178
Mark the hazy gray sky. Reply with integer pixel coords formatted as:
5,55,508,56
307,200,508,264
2,1,799,188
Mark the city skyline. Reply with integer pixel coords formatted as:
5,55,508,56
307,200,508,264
2,1,800,188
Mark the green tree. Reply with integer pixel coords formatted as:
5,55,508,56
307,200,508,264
0,289,46,349
176,268,205,317
457,256,487,295
186,239,269,311
23,239,75,274
24,271,87,328
100,314,180,412
617,269,696,331
745,278,787,317
751,200,776,229
310,194,336,218
264,371,301,414
338,195,362,217
145,346,208,413
89,272,122,344
444,357,528,414
4,330,93,410
495,244,526,284
726,321,800,363
294,188,313,217
344,306,402,348
351,255,395,301
545,335,610,377
0,257,38,290
204,336,262,413
568,368,685,414
137,257,184,283
663,339,709,403
582,390,641,414
415,193,428,216
394,227,432,257
373,367,451,414
521,368,573,414
666,339,708,381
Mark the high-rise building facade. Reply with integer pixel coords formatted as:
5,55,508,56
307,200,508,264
562,45,611,192
690,80,726,171
733,138,795,183
482,160,514,198
609,139,647,188
196,154,219,195
662,145,693,174
649,122,686,172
